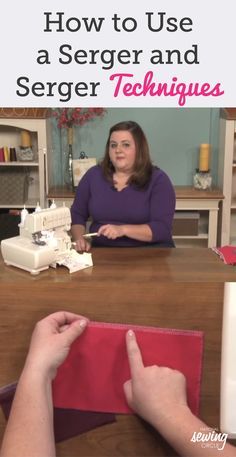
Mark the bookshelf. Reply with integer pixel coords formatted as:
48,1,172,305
0,117,47,208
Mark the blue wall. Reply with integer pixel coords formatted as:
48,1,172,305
48,108,220,187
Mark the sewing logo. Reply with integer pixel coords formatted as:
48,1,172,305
190,428,228,451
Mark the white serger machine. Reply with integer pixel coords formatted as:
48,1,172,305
1,206,92,275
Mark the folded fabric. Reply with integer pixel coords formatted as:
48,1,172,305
212,245,236,265
53,321,204,416
0,382,116,442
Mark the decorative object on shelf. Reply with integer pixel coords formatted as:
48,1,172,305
193,143,212,190
193,171,212,190
16,129,34,161
21,130,31,148
199,143,210,172
72,151,97,187
51,108,106,189
16,148,34,162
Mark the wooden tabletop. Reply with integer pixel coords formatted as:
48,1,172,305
174,186,224,200
0,248,235,283
48,186,75,199
0,248,235,455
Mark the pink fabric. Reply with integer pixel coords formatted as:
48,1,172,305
53,321,203,415
212,246,236,265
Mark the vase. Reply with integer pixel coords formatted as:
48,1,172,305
64,127,74,189
193,170,212,190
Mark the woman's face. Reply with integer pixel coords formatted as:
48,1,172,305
109,130,136,174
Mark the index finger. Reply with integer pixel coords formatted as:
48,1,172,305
126,330,144,378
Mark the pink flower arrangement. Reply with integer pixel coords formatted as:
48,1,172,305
52,107,106,128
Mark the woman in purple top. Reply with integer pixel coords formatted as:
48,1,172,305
71,121,176,250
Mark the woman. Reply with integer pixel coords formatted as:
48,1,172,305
71,120,176,250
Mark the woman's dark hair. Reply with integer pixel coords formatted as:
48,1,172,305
100,120,154,188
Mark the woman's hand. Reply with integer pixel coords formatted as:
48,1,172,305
98,224,125,239
71,224,91,252
74,236,91,252
24,312,89,380
98,223,153,242
124,330,189,429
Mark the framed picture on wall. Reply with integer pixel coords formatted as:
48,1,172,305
72,157,97,186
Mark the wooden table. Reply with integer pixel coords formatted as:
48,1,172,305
0,248,235,456
0,247,235,283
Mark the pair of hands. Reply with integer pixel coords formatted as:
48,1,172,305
75,224,125,252
24,312,188,428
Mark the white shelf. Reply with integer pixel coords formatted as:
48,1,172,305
174,233,208,239
0,161,39,167
174,238,208,248
0,119,47,208
0,199,39,209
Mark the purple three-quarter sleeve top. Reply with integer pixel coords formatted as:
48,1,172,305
71,165,176,247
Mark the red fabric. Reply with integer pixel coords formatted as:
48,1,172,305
53,321,203,416
212,246,236,265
